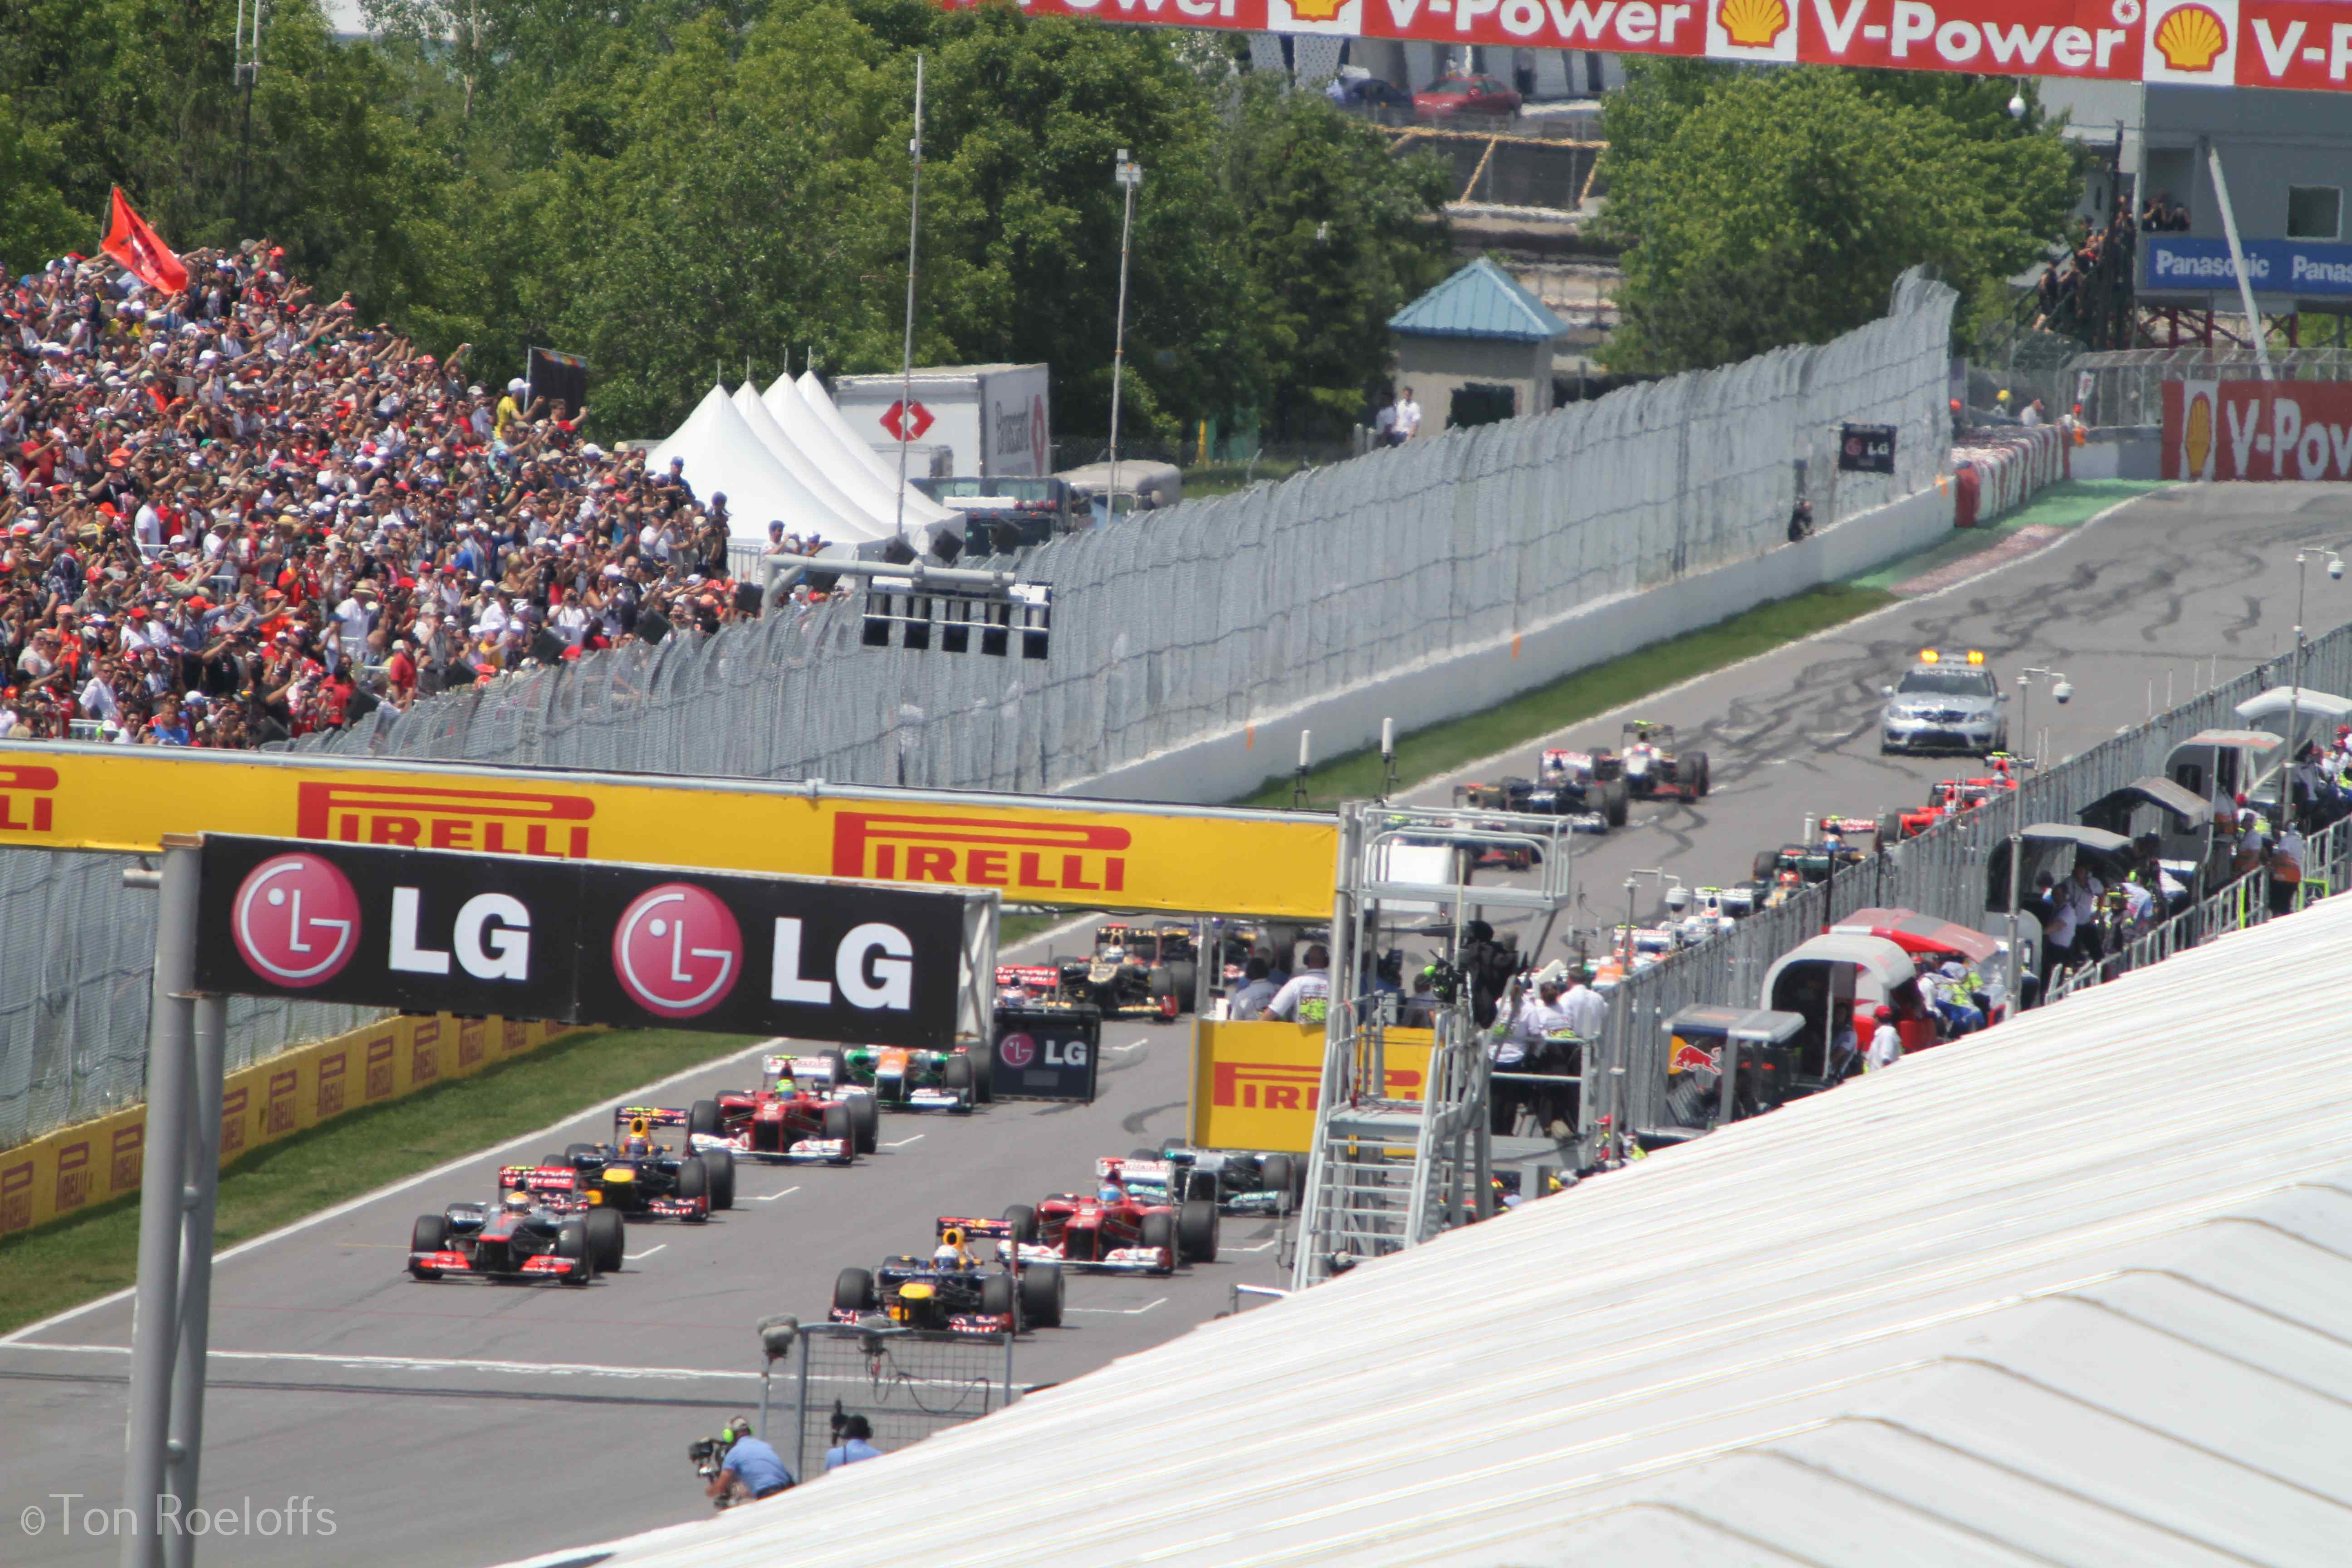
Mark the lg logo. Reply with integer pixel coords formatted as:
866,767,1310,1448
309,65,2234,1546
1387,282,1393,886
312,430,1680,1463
231,855,361,988
612,883,742,1019
997,1032,1086,1068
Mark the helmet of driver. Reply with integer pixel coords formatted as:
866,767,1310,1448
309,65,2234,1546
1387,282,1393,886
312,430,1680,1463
1097,1182,1123,1203
503,1189,532,1212
941,1226,965,1249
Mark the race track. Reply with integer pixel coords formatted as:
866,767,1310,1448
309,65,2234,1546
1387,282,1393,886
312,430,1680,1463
5,480,2349,1568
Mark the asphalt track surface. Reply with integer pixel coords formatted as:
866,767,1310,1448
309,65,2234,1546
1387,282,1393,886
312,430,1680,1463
5,481,2349,1568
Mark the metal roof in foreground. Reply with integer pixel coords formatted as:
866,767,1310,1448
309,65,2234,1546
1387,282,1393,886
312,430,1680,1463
500,896,2352,1568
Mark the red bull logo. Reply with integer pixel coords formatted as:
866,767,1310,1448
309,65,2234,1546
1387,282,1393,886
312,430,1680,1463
1666,1038,1722,1078
832,812,1128,893
296,782,593,858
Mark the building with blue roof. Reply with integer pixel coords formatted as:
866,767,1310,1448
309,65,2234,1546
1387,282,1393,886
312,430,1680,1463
1387,257,1571,439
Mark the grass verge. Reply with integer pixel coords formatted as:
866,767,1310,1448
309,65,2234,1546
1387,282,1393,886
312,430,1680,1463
1234,582,1895,811
0,1027,757,1338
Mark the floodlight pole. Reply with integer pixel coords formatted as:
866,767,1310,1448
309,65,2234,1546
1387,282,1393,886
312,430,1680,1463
2009,669,2065,1006
894,54,925,543
1107,150,1143,508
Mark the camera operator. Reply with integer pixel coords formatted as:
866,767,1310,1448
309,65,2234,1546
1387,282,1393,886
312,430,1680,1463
1491,970,1575,1135
703,1416,794,1505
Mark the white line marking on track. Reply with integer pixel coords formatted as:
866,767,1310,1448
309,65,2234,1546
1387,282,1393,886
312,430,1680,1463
0,1033,797,1348
1106,1042,1145,1054
622,1245,666,1261
1227,1239,1282,1253
883,1134,926,1148
1062,1297,1167,1316
750,1186,801,1203
335,1242,412,1250
0,1342,971,1392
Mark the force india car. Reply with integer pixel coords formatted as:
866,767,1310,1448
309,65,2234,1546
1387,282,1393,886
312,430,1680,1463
1879,649,2009,756
545,1109,733,1215
1001,1164,1220,1274
1117,1147,1303,1216
836,1044,994,1110
686,1054,873,1161
1618,720,1710,801
832,1218,1064,1335
408,1177,626,1284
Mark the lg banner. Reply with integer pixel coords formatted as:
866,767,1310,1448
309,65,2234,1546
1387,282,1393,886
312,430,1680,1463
949,0,2352,94
2162,381,2352,482
986,1004,1102,1102
194,836,973,1047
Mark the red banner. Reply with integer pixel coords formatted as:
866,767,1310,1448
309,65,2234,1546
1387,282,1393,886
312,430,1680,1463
951,0,2352,93
100,187,190,297
2163,380,2352,481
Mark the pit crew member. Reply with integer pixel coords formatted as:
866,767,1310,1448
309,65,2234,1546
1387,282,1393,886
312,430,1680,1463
1265,946,1332,1023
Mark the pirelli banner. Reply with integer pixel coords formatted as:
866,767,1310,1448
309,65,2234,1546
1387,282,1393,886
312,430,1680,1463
0,746,1338,921
0,1013,579,1241
1191,1020,1433,1154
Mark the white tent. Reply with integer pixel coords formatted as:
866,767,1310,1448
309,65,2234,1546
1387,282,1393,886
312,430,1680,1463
762,372,953,530
727,383,896,538
648,385,888,547
493,886,2352,1568
789,370,934,497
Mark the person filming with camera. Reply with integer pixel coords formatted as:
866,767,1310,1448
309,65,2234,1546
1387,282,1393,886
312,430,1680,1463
703,1416,794,1505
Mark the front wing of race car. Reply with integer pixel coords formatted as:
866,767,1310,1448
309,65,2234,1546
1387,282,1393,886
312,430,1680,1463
690,1129,850,1167
1014,1239,1172,1275
407,1249,584,1283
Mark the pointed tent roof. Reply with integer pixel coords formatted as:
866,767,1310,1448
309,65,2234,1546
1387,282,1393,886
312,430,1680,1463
648,385,889,546
728,383,895,536
792,370,918,492
1389,256,1571,343
761,374,952,528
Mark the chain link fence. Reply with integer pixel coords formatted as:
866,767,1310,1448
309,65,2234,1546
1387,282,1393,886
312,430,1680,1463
2068,346,2352,429
771,1323,1015,1483
1608,618,2352,1137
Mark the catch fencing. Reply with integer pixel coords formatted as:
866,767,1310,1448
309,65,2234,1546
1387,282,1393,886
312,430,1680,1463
2070,347,2352,429
769,1323,1015,1483
0,276,1951,1151
1604,618,2352,1140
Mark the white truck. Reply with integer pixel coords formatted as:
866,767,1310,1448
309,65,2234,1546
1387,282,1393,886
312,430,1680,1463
829,363,1052,480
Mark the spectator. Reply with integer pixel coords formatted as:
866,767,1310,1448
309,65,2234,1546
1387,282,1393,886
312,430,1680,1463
825,1415,882,1471
2021,397,2047,427
1264,944,1332,1023
1391,386,1421,445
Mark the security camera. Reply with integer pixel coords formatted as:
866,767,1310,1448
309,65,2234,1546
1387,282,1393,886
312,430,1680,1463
2331,555,2344,581
2053,680,2073,705
2007,93,2027,120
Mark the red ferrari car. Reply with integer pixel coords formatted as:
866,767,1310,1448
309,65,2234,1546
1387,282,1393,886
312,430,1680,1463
685,1054,874,1166
1002,1163,1219,1275
1413,73,1521,119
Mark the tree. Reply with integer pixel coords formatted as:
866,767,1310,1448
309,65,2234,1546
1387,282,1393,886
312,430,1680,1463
1600,63,2077,374
0,95,82,276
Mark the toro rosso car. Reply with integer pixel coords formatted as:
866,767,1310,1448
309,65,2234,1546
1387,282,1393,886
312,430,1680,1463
1116,1147,1303,1216
686,1055,872,1162
407,1180,625,1284
833,1218,1063,1335
1451,751,1627,833
1001,1161,1220,1274
544,1110,731,1217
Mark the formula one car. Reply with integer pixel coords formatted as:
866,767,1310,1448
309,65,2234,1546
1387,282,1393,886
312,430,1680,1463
1450,762,1623,834
1122,1147,1303,1216
1878,765,2022,843
1618,720,1709,801
997,936,1183,1021
545,1109,731,1217
1752,836,1869,885
1001,1162,1220,1274
830,1044,991,1110
686,1054,872,1160
832,1218,1064,1335
408,1179,625,1284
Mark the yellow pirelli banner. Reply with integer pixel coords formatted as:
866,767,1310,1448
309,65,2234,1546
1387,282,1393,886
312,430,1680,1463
0,1014,581,1241
0,745,1337,921
1189,1020,1433,1154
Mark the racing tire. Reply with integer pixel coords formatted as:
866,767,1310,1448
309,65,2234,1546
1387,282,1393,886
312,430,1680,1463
1262,1155,1298,1215
564,1142,601,1163
1019,1262,1064,1329
1139,1210,1177,1270
1688,752,1710,798
847,1093,879,1153
1002,1203,1039,1244
822,1101,858,1161
555,1221,593,1285
675,1155,710,1216
409,1214,450,1279
540,1152,568,1171
688,1099,720,1139
701,1146,735,1210
967,1047,994,1104
1167,960,1198,1013
1148,967,1179,1024
584,1207,626,1273
1601,777,1629,829
1176,1199,1220,1264
818,1049,849,1089
941,1052,976,1109
980,1272,1016,1323
1876,811,1903,851
1752,849,1780,883
834,1267,877,1315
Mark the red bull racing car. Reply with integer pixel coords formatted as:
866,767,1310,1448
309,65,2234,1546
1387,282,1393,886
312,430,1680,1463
542,1109,732,1217
832,1217,1064,1335
1000,1160,1221,1274
407,1176,626,1284
685,1054,872,1164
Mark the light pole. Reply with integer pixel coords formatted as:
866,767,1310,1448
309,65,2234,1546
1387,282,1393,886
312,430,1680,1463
2284,544,2346,816
893,54,926,544
2008,667,2071,1004
1107,149,1143,511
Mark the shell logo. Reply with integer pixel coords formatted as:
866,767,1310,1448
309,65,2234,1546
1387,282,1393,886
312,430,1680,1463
2185,390,2214,477
1717,0,1790,49
2152,3,2228,71
1285,0,1350,18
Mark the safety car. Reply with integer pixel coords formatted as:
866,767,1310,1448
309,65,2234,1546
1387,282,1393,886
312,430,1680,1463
1879,649,2009,756
832,1218,1064,1335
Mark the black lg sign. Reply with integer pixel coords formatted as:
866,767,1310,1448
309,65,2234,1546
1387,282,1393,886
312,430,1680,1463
195,837,971,1048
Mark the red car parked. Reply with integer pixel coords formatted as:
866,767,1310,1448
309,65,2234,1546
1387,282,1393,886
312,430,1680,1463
1413,73,1522,118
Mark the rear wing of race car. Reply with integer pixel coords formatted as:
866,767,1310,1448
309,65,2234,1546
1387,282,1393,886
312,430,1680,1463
995,964,1058,991
1818,815,1878,836
762,1053,843,1090
615,1105,690,1132
500,1163,578,1195
935,1216,1017,1240
1096,1155,1173,1183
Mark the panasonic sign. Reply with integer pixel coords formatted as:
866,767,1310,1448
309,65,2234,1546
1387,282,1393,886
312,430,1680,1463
2144,235,2352,298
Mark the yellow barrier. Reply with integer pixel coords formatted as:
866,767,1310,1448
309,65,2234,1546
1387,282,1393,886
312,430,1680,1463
1189,1020,1433,1154
0,746,1338,920
0,1014,580,1241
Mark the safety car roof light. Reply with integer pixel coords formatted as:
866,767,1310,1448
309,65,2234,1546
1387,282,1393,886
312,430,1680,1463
1918,649,1939,663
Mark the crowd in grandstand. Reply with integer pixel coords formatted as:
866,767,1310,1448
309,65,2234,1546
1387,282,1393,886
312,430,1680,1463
0,243,822,748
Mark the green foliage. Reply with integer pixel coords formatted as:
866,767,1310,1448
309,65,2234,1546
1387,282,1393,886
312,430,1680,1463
2,0,1449,443
1600,62,2078,374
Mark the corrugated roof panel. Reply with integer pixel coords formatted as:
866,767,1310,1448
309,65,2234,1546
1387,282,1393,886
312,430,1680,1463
495,894,2352,1568
1388,257,1571,342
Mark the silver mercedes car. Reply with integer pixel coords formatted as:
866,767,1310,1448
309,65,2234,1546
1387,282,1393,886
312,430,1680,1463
1879,655,2009,756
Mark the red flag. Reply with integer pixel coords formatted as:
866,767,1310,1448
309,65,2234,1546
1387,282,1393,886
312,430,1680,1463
100,187,189,297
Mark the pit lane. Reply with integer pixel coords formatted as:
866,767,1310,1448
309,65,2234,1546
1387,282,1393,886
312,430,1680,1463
5,481,2347,1568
